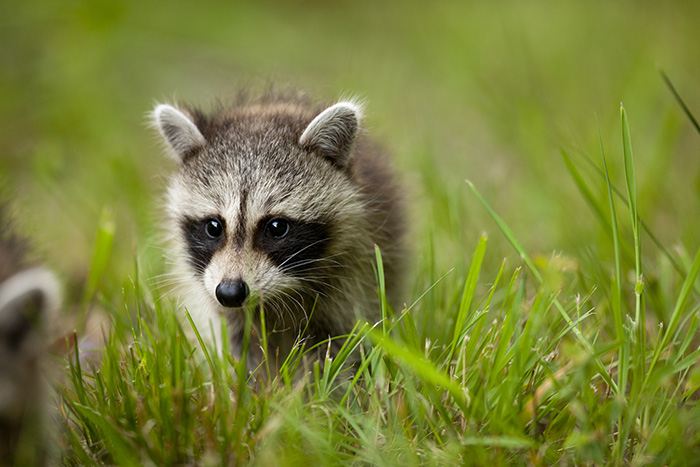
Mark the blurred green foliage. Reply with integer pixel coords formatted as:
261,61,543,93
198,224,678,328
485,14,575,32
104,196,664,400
1,0,699,300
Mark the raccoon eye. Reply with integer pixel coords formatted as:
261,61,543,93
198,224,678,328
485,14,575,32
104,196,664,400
266,218,290,239
205,218,224,239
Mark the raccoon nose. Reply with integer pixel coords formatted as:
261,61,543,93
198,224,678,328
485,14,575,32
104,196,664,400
215,279,249,308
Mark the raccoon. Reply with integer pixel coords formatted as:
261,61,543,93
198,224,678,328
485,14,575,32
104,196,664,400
0,207,59,464
152,92,405,371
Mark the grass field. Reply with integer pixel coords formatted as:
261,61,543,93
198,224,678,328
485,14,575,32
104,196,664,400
3,1,700,464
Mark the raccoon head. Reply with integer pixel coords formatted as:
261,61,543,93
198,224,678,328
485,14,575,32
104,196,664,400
153,99,369,320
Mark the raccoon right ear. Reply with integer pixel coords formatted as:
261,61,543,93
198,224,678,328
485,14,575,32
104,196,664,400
300,101,362,168
152,104,206,162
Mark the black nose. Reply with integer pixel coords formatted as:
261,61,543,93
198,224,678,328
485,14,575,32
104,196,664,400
215,279,249,308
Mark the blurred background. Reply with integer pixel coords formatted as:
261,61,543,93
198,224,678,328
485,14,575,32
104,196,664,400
1,0,699,304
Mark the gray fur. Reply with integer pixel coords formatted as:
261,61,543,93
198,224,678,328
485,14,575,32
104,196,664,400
153,92,405,372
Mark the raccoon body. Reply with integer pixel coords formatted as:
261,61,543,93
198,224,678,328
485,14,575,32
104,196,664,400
153,92,405,369
0,207,59,463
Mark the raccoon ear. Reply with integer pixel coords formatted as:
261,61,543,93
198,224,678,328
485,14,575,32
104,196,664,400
0,268,59,352
152,104,206,162
299,102,362,167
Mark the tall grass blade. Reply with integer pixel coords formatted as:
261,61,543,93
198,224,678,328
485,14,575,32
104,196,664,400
660,68,700,135
597,114,622,297
78,206,115,329
374,245,392,335
621,105,647,401
466,180,541,283
621,105,642,280
597,114,628,403
448,232,487,363
561,149,612,233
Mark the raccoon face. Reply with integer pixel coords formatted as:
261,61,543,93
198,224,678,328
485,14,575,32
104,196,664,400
154,100,366,314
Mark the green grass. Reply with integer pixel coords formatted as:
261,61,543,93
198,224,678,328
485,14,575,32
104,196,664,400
3,1,700,465
53,104,700,465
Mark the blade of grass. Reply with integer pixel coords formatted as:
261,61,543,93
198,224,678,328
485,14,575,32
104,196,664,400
621,105,647,410
561,149,612,234
375,244,392,335
466,180,541,283
597,114,623,302
448,232,487,364
463,260,510,369
597,114,628,403
621,104,643,296
659,68,700,135
78,206,115,330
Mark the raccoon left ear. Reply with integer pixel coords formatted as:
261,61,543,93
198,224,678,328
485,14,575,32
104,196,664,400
0,268,59,352
300,102,362,168
152,104,206,163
